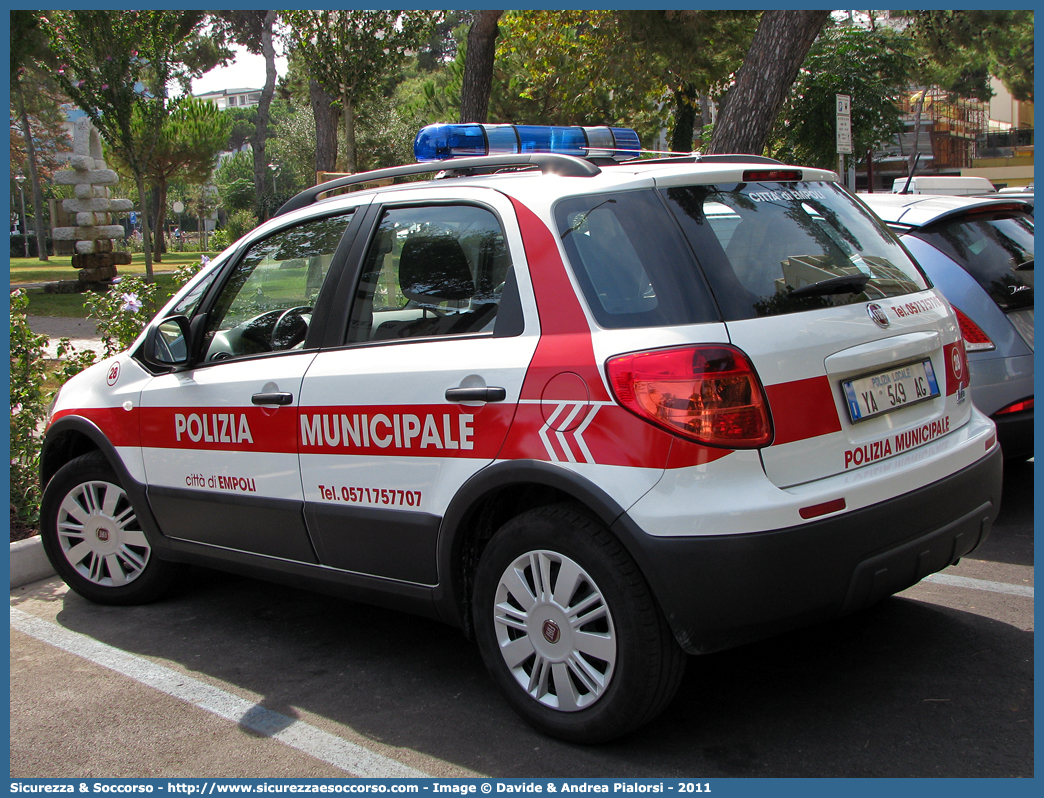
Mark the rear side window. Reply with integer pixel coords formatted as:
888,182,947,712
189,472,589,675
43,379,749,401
347,204,511,343
554,190,718,329
663,182,929,320
908,210,1034,311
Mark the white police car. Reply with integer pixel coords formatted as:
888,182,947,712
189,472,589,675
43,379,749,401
41,124,1003,743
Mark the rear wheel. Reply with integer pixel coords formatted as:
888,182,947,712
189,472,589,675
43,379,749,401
40,452,182,605
472,503,686,743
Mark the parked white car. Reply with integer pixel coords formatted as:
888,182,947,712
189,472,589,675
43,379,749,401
42,124,1003,742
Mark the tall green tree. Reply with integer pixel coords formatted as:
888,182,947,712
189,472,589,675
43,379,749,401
770,25,913,171
904,10,1034,102
215,151,257,214
265,108,317,195
9,79,70,185
459,10,503,123
111,97,230,262
285,10,438,173
621,11,757,152
41,10,218,280
277,49,339,178
214,10,280,219
709,10,831,156
490,11,667,146
10,10,64,260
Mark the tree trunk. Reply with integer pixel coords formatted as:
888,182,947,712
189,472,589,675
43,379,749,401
708,10,830,155
14,80,49,261
343,94,357,173
152,180,168,263
670,84,698,153
459,10,503,123
310,78,338,179
252,9,278,220
198,184,209,252
135,171,155,281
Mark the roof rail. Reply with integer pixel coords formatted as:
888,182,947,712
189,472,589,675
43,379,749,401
695,154,783,165
274,153,601,218
597,153,784,167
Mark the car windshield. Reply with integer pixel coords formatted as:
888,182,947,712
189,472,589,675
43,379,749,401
662,181,929,320
907,210,1034,311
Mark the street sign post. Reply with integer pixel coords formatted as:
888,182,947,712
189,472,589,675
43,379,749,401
836,94,853,188
836,94,852,154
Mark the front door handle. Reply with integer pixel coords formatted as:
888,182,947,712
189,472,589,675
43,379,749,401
252,392,293,406
445,387,507,403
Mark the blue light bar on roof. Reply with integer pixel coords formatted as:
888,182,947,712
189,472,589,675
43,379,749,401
414,123,641,162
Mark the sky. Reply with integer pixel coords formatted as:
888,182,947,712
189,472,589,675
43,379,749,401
190,45,289,96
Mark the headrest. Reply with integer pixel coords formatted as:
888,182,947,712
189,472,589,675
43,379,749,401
399,235,474,303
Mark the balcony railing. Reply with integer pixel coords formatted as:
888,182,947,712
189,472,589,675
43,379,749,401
977,128,1034,158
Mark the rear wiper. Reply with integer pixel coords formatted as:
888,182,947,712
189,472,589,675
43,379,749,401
789,273,871,298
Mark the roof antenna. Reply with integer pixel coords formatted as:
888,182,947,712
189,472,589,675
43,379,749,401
899,153,920,194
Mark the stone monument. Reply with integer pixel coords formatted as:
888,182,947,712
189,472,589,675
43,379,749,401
52,117,133,287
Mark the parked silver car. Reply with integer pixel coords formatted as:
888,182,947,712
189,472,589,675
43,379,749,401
859,192,1034,459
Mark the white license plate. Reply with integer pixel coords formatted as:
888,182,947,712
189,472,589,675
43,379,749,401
842,359,940,423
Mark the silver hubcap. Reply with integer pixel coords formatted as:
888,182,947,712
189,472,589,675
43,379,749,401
56,480,150,588
493,550,616,711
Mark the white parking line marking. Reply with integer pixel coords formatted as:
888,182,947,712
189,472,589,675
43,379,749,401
10,606,430,778
921,573,1033,598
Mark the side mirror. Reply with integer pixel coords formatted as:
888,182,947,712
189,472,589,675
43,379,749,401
141,315,192,368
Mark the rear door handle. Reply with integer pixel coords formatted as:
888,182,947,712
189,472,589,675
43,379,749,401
445,387,507,403
252,392,294,406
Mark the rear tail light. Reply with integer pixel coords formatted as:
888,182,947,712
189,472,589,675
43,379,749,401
606,345,773,448
953,306,995,352
995,397,1033,415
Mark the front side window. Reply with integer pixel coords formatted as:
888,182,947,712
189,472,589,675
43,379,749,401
347,205,511,343
200,212,353,362
663,182,929,320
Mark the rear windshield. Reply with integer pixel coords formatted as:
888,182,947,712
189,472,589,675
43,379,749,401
662,181,930,320
907,210,1034,311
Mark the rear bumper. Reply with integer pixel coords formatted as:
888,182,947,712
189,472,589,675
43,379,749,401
614,445,1003,655
968,352,1032,417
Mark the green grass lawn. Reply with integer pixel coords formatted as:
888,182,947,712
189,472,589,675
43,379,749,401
19,273,183,317
9,252,215,318
9,251,217,284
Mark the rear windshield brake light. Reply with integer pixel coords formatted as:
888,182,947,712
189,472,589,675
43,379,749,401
742,169,802,182
965,203,1028,216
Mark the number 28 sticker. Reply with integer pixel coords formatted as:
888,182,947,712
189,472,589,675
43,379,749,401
106,362,120,386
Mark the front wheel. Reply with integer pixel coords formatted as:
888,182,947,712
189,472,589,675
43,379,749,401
40,452,182,605
472,504,686,743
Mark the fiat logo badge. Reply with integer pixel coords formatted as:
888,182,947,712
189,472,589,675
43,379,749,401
867,303,889,328
542,619,561,644
96,529,110,542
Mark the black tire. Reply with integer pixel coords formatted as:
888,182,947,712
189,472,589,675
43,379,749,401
40,451,182,605
472,503,686,743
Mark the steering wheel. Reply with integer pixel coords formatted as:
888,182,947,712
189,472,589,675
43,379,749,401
270,306,313,350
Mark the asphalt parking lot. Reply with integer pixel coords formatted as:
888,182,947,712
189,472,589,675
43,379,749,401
10,461,1033,779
